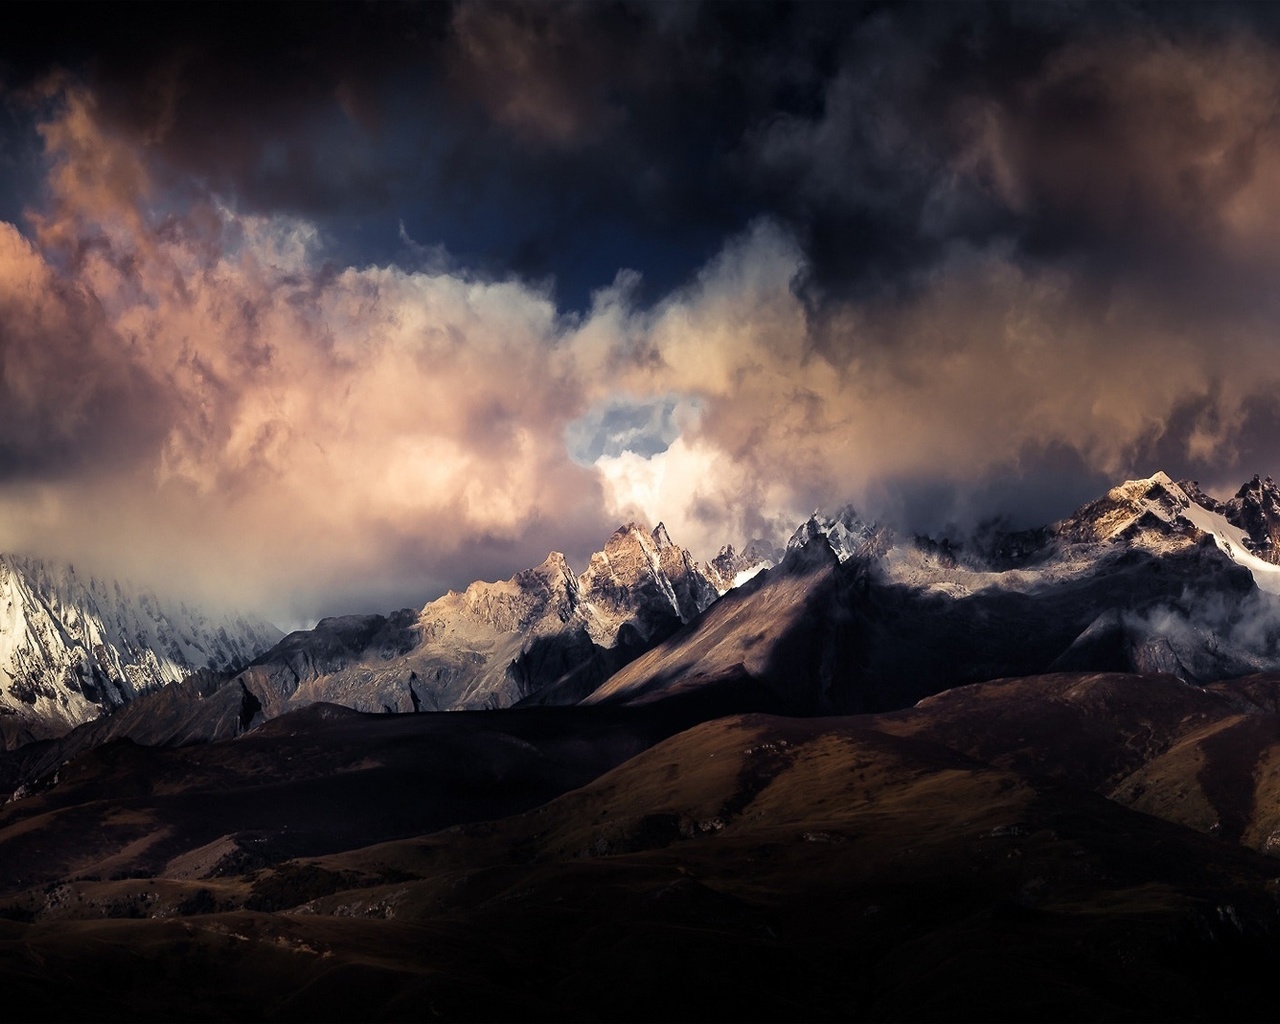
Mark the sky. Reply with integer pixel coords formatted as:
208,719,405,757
4,1,1280,624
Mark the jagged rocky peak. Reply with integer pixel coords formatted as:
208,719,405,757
1051,470,1280,565
705,539,780,593
1054,471,1197,546
422,550,581,637
652,521,675,550
577,522,718,642
786,504,877,563
1218,475,1280,564
1174,474,1280,566
508,551,581,626
1040,471,1280,595
652,522,720,619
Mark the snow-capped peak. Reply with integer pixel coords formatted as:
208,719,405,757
1054,471,1193,546
786,505,875,563
705,540,780,594
0,555,281,735
1055,471,1280,594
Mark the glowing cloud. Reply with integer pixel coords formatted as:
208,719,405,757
8,33,1280,623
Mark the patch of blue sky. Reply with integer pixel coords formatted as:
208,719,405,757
565,393,702,466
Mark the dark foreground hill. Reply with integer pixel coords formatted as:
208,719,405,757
6,672,1280,1021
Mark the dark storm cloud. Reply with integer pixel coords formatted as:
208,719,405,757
1,1,869,307
0,3,448,216
6,1,1280,310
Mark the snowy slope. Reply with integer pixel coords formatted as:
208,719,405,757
1061,471,1280,594
1173,498,1280,593
0,555,281,734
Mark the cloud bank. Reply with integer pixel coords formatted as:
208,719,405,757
4,7,1280,621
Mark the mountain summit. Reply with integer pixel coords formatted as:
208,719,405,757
785,505,879,563
1053,471,1280,593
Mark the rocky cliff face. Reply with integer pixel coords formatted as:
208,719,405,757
577,523,719,644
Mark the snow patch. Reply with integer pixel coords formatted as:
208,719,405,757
731,564,768,588
1178,501,1280,594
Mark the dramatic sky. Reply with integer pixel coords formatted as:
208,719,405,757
4,1,1280,623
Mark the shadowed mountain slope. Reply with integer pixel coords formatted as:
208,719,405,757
0,694,761,897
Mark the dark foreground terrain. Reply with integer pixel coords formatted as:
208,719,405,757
5,672,1280,1020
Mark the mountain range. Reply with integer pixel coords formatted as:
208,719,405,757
8,471,1280,1020
11,471,1280,781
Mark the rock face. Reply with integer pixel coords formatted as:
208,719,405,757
577,523,719,643
0,555,281,743
1052,471,1184,544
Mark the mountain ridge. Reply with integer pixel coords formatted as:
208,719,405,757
8,469,1280,768
587,471,1280,714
